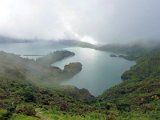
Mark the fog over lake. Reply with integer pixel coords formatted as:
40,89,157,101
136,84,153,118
0,43,135,96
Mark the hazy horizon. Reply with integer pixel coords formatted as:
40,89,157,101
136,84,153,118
0,0,160,44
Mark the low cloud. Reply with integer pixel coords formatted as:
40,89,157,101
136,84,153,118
0,0,160,44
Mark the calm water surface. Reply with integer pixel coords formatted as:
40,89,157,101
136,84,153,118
53,47,135,96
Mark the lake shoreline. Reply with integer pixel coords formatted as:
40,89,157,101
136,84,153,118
52,47,136,96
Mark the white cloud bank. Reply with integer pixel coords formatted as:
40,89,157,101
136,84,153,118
0,0,160,44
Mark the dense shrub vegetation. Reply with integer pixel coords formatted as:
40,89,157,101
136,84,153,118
0,44,160,119
97,45,160,119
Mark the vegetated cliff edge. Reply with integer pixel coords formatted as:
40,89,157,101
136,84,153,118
96,43,160,119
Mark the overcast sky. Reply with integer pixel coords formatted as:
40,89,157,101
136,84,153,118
0,0,160,44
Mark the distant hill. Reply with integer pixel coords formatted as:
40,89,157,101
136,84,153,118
98,40,160,59
58,39,97,49
0,35,97,50
0,35,36,43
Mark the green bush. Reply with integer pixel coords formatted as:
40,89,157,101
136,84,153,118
16,104,36,116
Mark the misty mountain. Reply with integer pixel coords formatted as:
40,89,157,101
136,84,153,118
99,40,160,54
0,35,97,50
0,35,36,43
58,39,97,48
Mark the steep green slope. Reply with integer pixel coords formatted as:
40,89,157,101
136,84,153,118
97,46,160,120
0,74,97,119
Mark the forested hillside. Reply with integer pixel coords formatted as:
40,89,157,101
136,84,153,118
97,44,160,119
